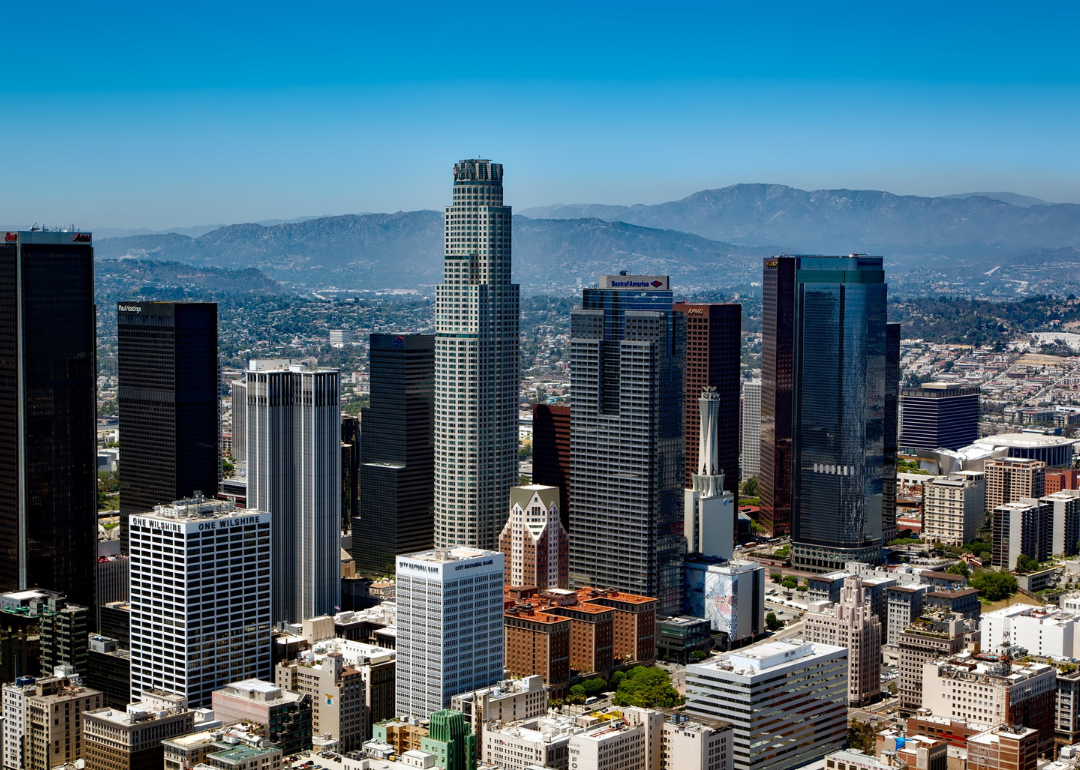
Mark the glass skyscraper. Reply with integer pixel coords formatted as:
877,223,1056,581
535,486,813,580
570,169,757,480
759,257,796,537
117,301,219,553
790,256,888,572
0,231,97,610
569,274,686,614
354,333,435,577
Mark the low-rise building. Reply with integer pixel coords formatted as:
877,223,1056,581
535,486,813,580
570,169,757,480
83,691,194,770
659,712,734,770
204,742,283,770
982,604,1080,658
371,719,429,755
966,724,1039,770
87,636,131,710
686,640,848,770
24,674,103,770
481,714,575,770
211,680,312,755
683,559,765,647
503,603,572,687
921,652,1055,755
898,612,969,715
567,712,646,770
451,675,547,744
655,617,713,664
276,651,366,752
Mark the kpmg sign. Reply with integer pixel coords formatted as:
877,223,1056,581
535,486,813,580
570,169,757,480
599,274,669,291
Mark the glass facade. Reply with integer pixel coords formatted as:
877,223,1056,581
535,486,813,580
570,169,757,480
760,258,796,537
117,302,219,552
0,233,97,610
791,256,887,571
569,277,686,614
355,333,435,577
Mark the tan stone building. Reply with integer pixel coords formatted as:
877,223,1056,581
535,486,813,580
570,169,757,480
967,725,1039,770
804,576,882,706
275,652,366,752
897,612,967,715
923,472,986,546
83,691,194,770
500,485,569,590
24,676,103,770
451,675,547,742
984,457,1045,512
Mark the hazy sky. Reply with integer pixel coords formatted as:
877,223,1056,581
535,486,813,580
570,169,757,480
4,1,1080,230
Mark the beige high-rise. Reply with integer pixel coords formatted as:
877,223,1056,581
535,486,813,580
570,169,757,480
923,472,986,546
24,676,103,770
804,576,882,706
984,457,1045,512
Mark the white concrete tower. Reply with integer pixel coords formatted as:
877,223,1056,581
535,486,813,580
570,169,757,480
686,387,735,558
434,160,520,550
695,387,724,495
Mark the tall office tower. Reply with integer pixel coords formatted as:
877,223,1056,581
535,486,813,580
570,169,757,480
803,576,882,706
883,322,901,545
499,485,569,589
985,457,1046,512
531,403,571,531
246,359,342,624
231,380,247,462
433,160,519,550
684,389,735,560
674,303,741,490
789,256,889,573
759,257,797,537
128,495,271,706
342,413,360,533
395,547,504,718
355,334,435,577
899,383,980,451
118,302,219,553
569,274,686,615
740,379,761,481
0,231,97,609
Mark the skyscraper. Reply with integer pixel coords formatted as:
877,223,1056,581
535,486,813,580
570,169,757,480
790,255,888,572
531,403,571,532
569,274,686,615
434,160,519,551
128,495,271,706
246,360,341,624
740,379,761,481
117,301,219,553
883,322,901,545
674,303,741,490
231,381,247,462
0,230,97,610
499,485,568,589
354,333,435,577
684,388,736,560
899,383,980,452
395,547,504,718
759,257,797,537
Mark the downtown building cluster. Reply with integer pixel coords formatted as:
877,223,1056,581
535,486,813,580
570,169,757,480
5,160,1079,770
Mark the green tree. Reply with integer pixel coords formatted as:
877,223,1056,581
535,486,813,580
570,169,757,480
796,585,808,593
781,576,798,590
847,719,876,753
222,459,235,478
770,573,783,583
888,682,898,697
689,650,708,663
610,666,683,709
966,540,992,557
1015,554,1040,574
582,678,608,697
766,612,781,631
740,477,759,497
970,570,1018,602
945,562,970,578
610,670,626,688
570,684,586,698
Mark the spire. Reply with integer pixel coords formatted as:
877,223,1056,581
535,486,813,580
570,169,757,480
693,387,725,497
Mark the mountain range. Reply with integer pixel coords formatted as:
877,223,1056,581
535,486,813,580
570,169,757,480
93,184,1080,293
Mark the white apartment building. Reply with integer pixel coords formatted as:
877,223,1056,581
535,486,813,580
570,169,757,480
276,652,366,752
433,160,519,551
660,713,734,770
921,652,1055,737
451,675,547,741
330,330,352,347
2,676,37,770
804,576,882,706
923,472,986,546
129,496,271,706
981,604,1080,658
481,714,575,770
395,547,504,718
740,379,760,482
245,359,341,624
1045,490,1080,558
567,715,646,770
686,640,848,770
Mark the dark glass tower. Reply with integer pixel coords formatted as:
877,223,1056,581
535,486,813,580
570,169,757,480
117,302,219,552
759,258,796,537
353,333,435,577
532,403,571,532
0,231,97,610
883,322,901,545
899,383,980,452
674,303,741,490
569,274,686,615
790,256,888,572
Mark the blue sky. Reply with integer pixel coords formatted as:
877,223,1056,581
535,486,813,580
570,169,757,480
4,1,1079,230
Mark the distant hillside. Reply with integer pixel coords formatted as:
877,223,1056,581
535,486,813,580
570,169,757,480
520,184,1080,259
96,259,287,304
95,213,769,291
